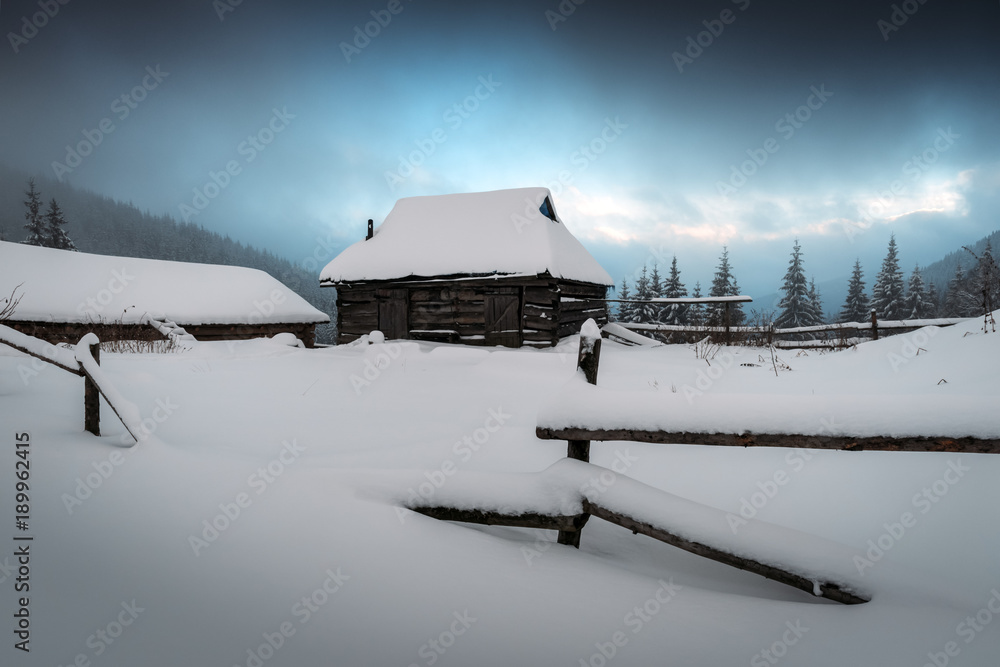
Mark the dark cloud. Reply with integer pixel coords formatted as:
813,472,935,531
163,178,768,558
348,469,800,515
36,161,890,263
1,0,998,289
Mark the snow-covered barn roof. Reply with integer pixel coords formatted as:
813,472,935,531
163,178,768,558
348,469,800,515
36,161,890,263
0,241,329,326
319,187,614,286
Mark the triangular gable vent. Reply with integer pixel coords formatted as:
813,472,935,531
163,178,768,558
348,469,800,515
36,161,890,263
539,196,558,222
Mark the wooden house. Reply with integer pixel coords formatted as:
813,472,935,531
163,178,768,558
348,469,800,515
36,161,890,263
0,241,330,347
320,187,613,347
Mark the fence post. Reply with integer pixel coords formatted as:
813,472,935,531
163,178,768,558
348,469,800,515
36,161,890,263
84,341,100,436
560,327,601,547
870,310,878,341
567,331,600,463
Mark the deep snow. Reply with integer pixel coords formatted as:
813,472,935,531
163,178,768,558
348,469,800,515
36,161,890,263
319,187,614,286
0,241,329,326
1,317,998,666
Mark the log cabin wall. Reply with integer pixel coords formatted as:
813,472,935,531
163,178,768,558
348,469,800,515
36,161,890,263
4,320,321,348
334,275,607,347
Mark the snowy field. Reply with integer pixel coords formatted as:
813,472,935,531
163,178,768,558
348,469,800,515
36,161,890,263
2,318,999,667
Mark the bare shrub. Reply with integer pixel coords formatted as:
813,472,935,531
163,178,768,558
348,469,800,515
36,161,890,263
86,310,179,354
0,283,23,321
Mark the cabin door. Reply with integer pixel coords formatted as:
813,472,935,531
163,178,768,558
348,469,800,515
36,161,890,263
484,288,521,348
376,289,409,340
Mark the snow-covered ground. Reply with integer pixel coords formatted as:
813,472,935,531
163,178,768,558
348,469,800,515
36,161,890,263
1,317,998,666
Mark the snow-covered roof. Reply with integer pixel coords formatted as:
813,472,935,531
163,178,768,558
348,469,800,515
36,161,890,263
319,187,614,286
0,241,329,326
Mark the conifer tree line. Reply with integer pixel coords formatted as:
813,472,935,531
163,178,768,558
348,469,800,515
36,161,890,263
1,172,337,344
21,178,77,251
614,246,747,329
612,234,999,330
839,233,996,321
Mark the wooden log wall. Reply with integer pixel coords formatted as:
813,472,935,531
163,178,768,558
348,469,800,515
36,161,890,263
335,275,608,347
4,321,158,345
336,288,378,344
6,320,321,348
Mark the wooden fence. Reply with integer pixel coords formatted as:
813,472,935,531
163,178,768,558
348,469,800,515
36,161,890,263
607,300,967,347
532,323,999,602
0,323,141,441
410,319,998,605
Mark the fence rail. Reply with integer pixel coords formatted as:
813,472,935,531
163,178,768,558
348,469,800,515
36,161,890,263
610,313,968,346
0,323,141,442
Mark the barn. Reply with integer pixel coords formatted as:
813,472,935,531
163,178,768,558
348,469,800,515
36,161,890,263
319,187,613,347
0,241,330,347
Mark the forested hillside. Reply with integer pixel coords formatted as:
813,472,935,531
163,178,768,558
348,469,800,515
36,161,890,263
921,228,1000,292
0,165,336,343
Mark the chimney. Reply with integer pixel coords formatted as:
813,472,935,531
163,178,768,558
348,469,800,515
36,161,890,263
366,219,374,240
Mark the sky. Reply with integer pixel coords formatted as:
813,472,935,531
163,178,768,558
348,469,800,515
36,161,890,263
2,0,999,310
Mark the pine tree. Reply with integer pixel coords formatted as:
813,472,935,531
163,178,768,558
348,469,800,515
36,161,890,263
688,281,705,328
647,263,663,324
616,277,632,322
632,265,654,323
774,240,812,329
927,282,940,316
871,234,905,320
44,199,77,251
661,256,688,326
943,263,976,317
708,246,745,326
22,179,47,246
903,266,935,319
839,259,870,323
806,278,825,325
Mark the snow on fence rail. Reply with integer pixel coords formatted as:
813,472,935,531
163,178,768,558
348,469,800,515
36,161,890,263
405,319,1000,604
519,319,1000,602
607,295,754,340
603,295,754,304
141,315,197,344
0,323,141,442
0,321,83,375
612,311,968,346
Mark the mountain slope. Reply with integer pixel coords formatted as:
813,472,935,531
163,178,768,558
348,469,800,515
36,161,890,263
0,164,336,343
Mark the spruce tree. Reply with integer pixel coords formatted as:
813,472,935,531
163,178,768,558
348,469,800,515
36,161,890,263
616,277,632,322
22,179,46,246
871,234,905,320
632,265,653,323
927,282,940,316
806,278,825,325
708,246,745,326
662,256,688,326
688,281,705,329
944,263,976,317
774,240,811,329
903,266,935,319
45,199,77,250
839,259,870,323
648,263,663,324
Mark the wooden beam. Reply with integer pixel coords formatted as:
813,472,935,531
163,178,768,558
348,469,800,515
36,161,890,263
602,296,753,304
536,427,1000,454
84,341,100,436
405,499,868,604
407,506,589,532
0,333,83,376
582,500,868,605
558,330,603,545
